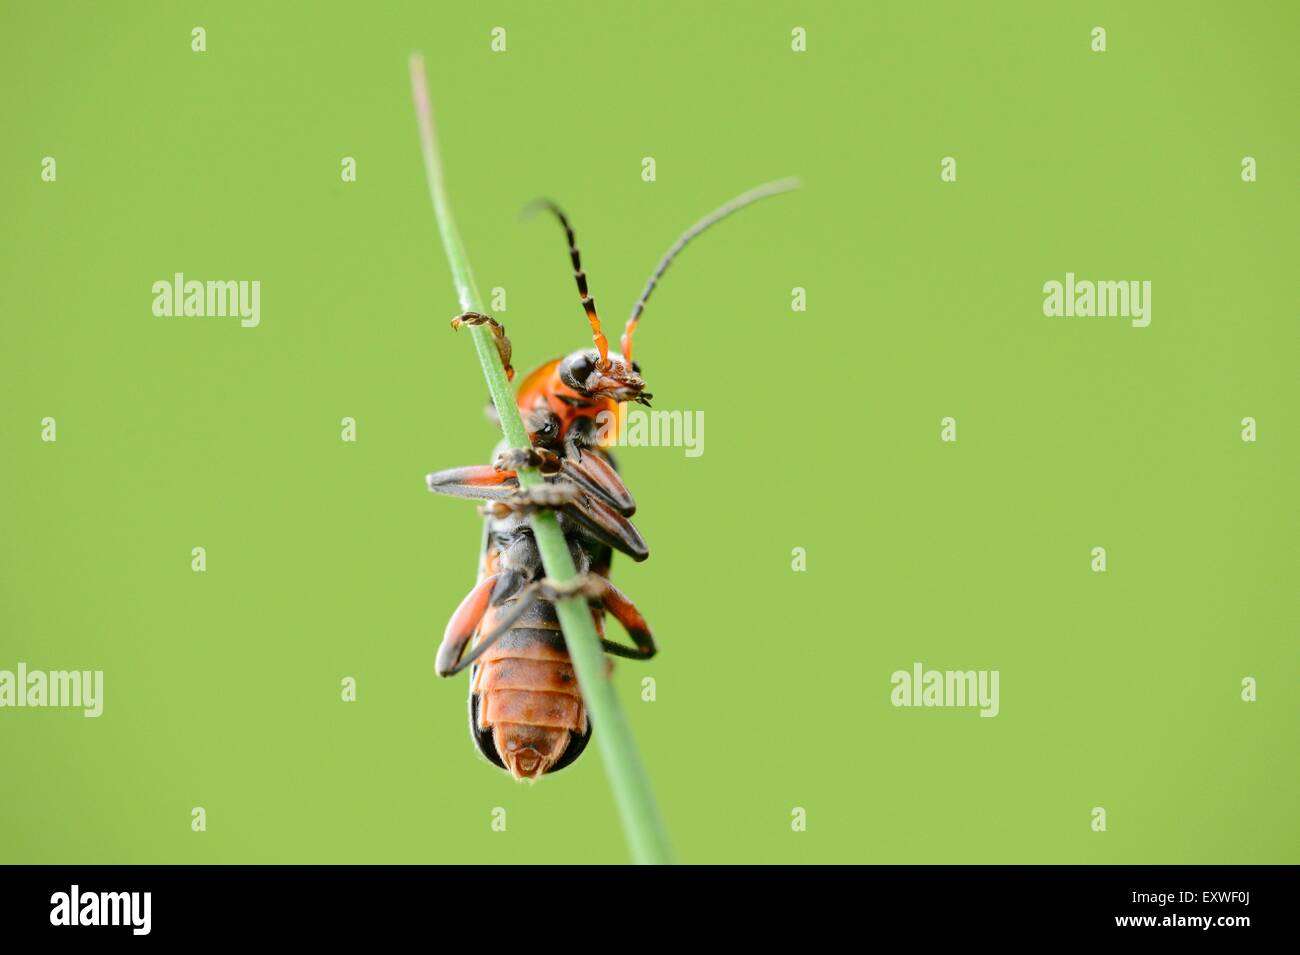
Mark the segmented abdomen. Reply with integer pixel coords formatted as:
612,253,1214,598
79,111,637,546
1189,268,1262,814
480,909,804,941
469,602,591,779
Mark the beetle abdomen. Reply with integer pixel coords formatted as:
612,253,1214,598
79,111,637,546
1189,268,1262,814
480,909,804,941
469,624,591,779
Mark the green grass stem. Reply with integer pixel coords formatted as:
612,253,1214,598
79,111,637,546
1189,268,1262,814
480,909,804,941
409,54,674,865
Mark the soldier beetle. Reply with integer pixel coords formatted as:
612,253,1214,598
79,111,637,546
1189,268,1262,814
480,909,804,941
427,178,797,778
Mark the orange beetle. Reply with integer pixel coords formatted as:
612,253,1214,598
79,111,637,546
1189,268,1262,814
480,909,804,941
426,179,798,778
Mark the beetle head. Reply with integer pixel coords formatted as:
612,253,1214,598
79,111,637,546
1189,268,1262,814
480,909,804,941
557,349,651,406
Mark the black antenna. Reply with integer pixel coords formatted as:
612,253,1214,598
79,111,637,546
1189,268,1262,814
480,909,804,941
621,177,799,362
524,201,611,366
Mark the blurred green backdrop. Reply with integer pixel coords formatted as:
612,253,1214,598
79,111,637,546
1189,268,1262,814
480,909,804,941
1,1,1296,863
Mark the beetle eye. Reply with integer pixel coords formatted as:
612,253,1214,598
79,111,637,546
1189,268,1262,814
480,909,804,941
560,352,598,391
631,361,641,374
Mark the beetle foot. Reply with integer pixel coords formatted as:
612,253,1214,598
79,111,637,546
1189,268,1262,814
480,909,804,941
495,447,562,475
538,574,607,603
504,483,579,512
450,311,514,381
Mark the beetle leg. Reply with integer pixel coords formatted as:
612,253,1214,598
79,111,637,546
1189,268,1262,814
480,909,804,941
426,464,518,501
506,483,582,511
436,575,498,677
560,492,649,562
440,575,540,677
591,579,656,660
561,422,636,515
445,574,654,678
427,465,646,561
450,311,514,381
494,447,563,474
428,462,577,506
560,450,636,516
534,575,655,660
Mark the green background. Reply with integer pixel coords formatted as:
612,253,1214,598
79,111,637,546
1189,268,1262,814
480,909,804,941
2,1,1296,864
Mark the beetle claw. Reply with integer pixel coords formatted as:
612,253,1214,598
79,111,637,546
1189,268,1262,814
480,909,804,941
495,447,562,475
538,574,606,603
505,483,580,512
